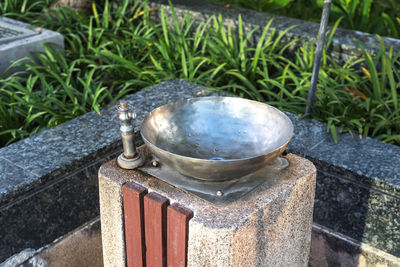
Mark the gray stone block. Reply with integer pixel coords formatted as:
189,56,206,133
310,224,400,267
0,17,64,76
284,111,400,256
0,218,103,267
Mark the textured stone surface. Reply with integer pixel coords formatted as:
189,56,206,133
286,113,400,196
0,79,225,262
312,168,400,256
98,165,126,267
98,150,317,266
310,224,400,267
1,79,399,260
148,0,400,63
0,248,37,267
285,111,400,256
0,157,39,202
1,218,103,267
6,218,399,267
0,79,220,206
34,218,103,267
0,154,113,261
0,17,64,76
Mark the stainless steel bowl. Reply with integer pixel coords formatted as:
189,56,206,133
140,96,293,181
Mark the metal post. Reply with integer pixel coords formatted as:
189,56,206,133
117,101,145,169
305,0,332,117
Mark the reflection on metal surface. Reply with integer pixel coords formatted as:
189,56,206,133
141,97,293,181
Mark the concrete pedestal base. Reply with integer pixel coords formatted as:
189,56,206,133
99,148,316,267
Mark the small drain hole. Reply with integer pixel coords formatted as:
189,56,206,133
208,156,225,161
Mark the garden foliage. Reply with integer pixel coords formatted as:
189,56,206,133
0,0,399,147
209,0,400,39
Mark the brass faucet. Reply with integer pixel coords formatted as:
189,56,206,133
117,101,145,169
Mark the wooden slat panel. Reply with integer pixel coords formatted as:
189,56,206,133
144,192,169,267
167,203,194,267
123,182,147,267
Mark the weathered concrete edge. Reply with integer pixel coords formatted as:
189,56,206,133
0,17,64,76
3,219,399,266
284,111,400,197
310,223,400,266
0,147,119,262
0,217,102,267
98,167,126,267
148,0,400,62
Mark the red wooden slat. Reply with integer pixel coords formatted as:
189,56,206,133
144,192,169,267
167,203,194,267
123,182,147,267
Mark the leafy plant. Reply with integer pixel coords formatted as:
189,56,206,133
328,0,373,31
207,0,400,39
0,0,55,20
0,0,147,146
0,0,399,147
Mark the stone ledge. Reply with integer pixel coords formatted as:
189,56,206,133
0,79,220,207
0,218,102,267
0,79,399,260
310,223,400,267
284,112,400,197
0,79,223,261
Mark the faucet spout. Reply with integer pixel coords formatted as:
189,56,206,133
117,101,145,169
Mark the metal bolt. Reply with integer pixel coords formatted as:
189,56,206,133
216,190,223,197
152,160,159,167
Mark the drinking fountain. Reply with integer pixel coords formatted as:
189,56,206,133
116,97,293,205
136,96,293,205
99,1,332,263
100,96,316,266
141,97,293,180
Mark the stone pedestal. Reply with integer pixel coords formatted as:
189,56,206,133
99,148,316,267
